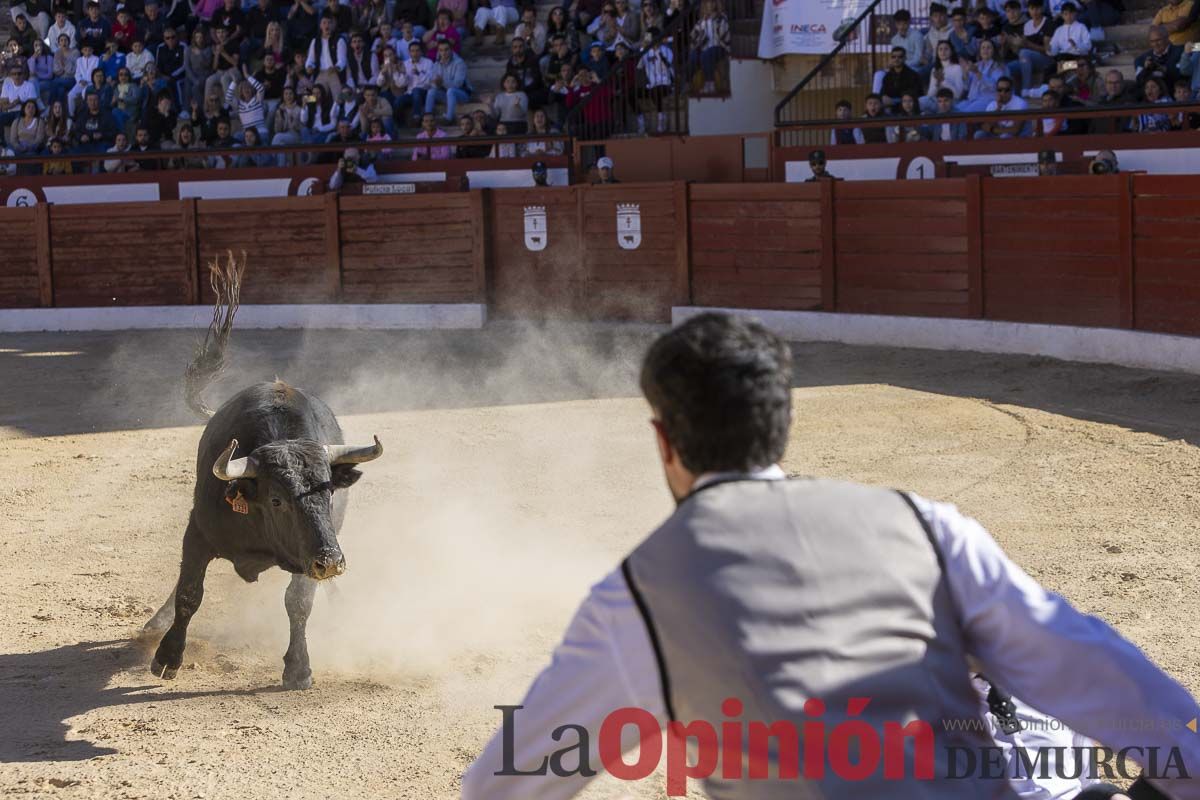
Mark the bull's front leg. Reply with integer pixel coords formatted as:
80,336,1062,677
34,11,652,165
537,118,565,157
282,573,317,690
151,521,214,680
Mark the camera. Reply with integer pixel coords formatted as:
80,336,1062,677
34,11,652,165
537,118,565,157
304,94,317,103
1089,154,1118,174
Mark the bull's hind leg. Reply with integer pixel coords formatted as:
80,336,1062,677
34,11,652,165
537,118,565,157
150,521,214,680
282,574,317,690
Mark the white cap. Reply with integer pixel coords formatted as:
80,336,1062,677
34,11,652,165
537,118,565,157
597,156,614,169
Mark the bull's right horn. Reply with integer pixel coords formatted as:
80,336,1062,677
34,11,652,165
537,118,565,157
326,435,384,465
213,438,258,481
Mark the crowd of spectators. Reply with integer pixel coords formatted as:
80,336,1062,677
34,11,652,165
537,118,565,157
833,0,1200,143
0,0,732,171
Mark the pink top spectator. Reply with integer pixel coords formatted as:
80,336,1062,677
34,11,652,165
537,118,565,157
194,0,224,21
412,128,451,159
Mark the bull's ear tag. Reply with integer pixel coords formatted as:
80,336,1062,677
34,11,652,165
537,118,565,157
225,489,249,515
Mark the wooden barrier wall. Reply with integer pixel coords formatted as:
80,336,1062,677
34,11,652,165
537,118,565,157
5,175,1200,339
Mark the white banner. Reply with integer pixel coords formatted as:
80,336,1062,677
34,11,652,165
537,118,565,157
757,0,868,58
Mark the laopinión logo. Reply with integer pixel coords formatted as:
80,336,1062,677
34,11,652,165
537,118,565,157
492,699,1191,796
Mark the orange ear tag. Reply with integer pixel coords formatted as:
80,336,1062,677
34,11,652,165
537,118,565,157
226,491,249,514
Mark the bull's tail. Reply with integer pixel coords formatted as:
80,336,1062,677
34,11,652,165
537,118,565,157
184,251,246,419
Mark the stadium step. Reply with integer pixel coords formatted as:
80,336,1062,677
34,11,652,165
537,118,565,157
1104,22,1151,52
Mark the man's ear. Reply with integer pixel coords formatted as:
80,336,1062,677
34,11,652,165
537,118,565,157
651,418,674,466
331,464,363,489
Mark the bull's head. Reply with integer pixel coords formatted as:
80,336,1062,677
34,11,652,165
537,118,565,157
212,436,383,580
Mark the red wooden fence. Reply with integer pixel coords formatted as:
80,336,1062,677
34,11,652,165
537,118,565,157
4,176,1200,339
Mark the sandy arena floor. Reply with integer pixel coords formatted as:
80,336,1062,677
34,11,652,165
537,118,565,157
1,323,1198,800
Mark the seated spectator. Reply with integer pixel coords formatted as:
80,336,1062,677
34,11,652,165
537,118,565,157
545,35,578,82
922,86,969,140
364,116,392,159
207,25,241,101
48,35,77,107
77,3,111,54
976,75,1030,137
412,110,450,158
72,87,117,156
12,7,48,46
1036,89,1066,134
43,136,73,173
371,21,397,57
688,0,730,95
521,107,562,154
974,7,1005,53
233,125,274,166
112,9,137,53
356,83,393,136
141,61,171,100
335,84,359,122
854,93,888,143
437,0,469,38
958,39,1007,110
491,72,528,133
375,44,407,102
1014,0,1056,93
1069,57,1103,102
356,0,389,41
1137,25,1184,90
211,117,238,150
573,0,605,32
638,3,663,49
47,12,76,54
998,1,1027,76
6,98,45,155
587,4,623,52
424,9,462,59
143,89,177,146
505,37,547,110
564,64,613,137
255,52,286,118
44,98,70,141
397,39,433,124
197,89,229,143
6,15,36,61
875,45,923,111
322,116,359,163
488,120,517,156
305,17,347,98
888,91,924,141
112,66,145,132
472,107,495,134
1037,148,1057,174
1170,80,1200,128
612,0,640,48
892,9,930,79
473,0,519,45
394,21,423,59
328,145,377,189
318,0,352,36
581,40,609,81
546,7,579,54
129,126,158,170
0,65,38,131
515,6,548,56
547,62,573,126
830,97,856,144
425,38,469,124
1134,76,1173,130
923,39,965,111
926,3,953,59
271,85,304,164
162,122,208,168
345,31,378,91
1047,2,1092,58
29,40,54,106
948,6,979,61
141,1,168,52
286,0,320,52
184,29,212,111
1154,0,1200,46
156,29,186,103
454,113,489,157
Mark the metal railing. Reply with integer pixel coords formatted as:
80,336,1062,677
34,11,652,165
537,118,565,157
772,0,914,146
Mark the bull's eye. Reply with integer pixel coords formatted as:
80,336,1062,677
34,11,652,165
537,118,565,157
271,498,282,508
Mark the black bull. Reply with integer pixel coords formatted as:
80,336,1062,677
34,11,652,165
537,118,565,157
144,256,382,689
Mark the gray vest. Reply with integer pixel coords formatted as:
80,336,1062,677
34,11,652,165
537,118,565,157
624,478,1015,799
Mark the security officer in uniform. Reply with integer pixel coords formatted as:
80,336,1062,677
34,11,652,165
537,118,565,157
804,149,841,181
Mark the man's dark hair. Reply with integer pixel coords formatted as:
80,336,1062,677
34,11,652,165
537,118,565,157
639,313,792,474
835,98,852,110
936,86,955,99
930,3,947,13
893,8,911,21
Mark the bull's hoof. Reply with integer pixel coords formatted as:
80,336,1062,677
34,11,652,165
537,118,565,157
150,658,178,680
282,671,313,691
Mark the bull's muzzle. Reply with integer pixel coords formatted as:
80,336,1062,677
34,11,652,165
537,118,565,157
308,550,346,581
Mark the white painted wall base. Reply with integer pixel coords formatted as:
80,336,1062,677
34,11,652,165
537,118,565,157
673,307,1200,375
0,304,487,333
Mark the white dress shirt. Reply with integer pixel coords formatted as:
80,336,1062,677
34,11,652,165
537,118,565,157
1047,21,1092,56
305,34,348,72
462,471,1200,800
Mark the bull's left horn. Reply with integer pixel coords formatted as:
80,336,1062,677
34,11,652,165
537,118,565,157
213,438,258,481
326,435,383,465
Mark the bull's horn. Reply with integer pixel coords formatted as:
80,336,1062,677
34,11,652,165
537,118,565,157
213,438,258,481
326,435,383,465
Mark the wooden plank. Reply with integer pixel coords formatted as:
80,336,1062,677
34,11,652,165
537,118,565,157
966,174,982,319
1131,173,1200,198
688,183,820,201
324,191,341,301
984,197,1119,218
471,188,488,303
836,179,966,199
836,236,969,256
35,202,53,308
983,174,1122,197
820,178,836,312
836,199,966,219
673,181,690,307
1118,173,1134,329
181,198,199,305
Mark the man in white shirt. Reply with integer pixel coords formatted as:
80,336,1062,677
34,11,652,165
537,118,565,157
977,76,1030,137
305,16,348,96
1048,1,1093,56
461,312,1200,800
45,10,76,53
